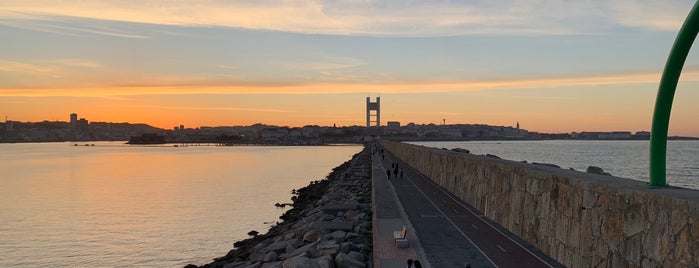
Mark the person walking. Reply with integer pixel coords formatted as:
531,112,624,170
406,259,413,268
413,260,422,268
386,169,391,178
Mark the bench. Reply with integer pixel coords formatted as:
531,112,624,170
393,225,409,248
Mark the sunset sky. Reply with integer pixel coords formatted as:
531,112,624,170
1,0,698,135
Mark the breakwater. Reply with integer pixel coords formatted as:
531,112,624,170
189,148,372,268
380,140,699,267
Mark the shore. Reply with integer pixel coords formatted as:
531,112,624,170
187,147,372,268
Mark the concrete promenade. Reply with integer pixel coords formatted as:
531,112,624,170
371,151,421,267
373,147,560,268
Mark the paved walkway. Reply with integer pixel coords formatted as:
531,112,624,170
372,151,422,268
373,146,560,268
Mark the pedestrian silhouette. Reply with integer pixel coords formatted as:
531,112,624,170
406,259,413,268
413,260,422,268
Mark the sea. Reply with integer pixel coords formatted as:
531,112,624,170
410,140,699,190
2,140,697,267
0,142,363,267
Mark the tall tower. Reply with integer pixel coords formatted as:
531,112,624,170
366,97,380,127
70,113,78,129
5,116,12,131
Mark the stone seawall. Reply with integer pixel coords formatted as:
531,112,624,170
380,140,699,267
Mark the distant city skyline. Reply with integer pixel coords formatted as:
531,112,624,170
2,112,664,137
1,1,698,136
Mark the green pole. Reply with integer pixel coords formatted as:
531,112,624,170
649,1,699,187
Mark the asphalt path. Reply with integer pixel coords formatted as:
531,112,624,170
381,149,559,268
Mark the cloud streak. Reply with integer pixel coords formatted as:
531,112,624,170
3,69,698,97
0,0,693,36
0,12,149,38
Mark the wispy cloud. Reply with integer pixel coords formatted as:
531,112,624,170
0,59,60,77
0,11,149,39
43,58,101,68
0,1,692,36
611,0,694,31
3,69,698,97
138,104,295,113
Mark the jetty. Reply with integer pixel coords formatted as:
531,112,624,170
191,140,699,267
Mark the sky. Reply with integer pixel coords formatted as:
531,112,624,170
1,0,698,135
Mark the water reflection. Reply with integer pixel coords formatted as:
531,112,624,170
0,142,362,267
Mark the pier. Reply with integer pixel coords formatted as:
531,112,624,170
374,140,699,267
372,143,559,267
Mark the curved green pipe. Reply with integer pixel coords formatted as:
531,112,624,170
649,1,699,187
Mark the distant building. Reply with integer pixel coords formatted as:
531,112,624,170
76,118,88,130
635,131,651,139
260,128,288,141
385,121,401,135
438,128,463,138
70,113,78,129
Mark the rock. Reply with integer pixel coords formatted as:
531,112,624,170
347,252,363,262
266,240,297,254
353,222,370,233
282,255,319,268
283,231,297,241
451,148,470,154
334,252,365,268
317,240,340,250
586,166,610,175
343,210,360,219
223,262,261,268
348,237,364,245
533,162,560,168
330,230,347,240
264,251,279,262
303,230,321,242
249,251,266,262
261,262,283,268
313,248,339,258
314,254,335,268
282,241,319,259
339,243,351,253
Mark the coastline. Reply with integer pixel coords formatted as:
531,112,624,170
188,146,372,268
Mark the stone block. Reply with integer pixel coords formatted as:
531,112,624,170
601,212,623,249
674,226,693,266
670,202,689,235
622,203,647,238
621,233,642,265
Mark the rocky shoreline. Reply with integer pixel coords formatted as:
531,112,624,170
187,147,373,268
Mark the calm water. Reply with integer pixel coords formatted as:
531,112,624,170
411,140,699,190
0,142,362,267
